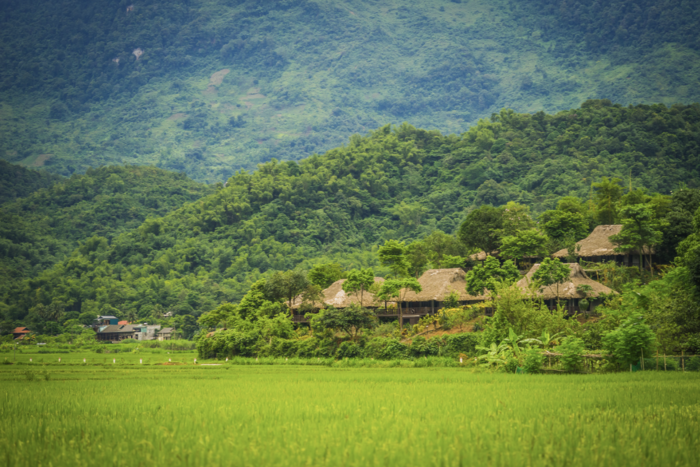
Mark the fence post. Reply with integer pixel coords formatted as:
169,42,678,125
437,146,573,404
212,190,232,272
664,354,667,371
682,351,685,372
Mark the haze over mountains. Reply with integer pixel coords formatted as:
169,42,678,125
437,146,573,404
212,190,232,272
1,0,700,182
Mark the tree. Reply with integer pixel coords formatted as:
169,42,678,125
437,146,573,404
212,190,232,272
405,241,430,278
342,268,375,307
602,314,657,369
678,206,700,289
458,205,503,253
556,337,585,373
465,256,520,296
541,210,589,243
498,228,549,267
377,278,422,331
421,230,467,266
378,240,410,278
198,303,239,329
78,311,96,326
592,177,623,224
532,258,571,304
496,202,536,238
265,270,310,316
308,304,377,341
611,204,664,274
308,263,346,288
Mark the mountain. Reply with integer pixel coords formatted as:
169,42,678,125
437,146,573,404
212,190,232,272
0,165,213,287
1,0,699,182
0,160,63,205
1,101,699,324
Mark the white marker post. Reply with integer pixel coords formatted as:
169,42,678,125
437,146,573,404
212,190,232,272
169,358,171,362
194,358,197,364
58,358,61,363
140,359,143,364
460,357,463,364
29,358,32,363
226,357,228,362
84,358,86,364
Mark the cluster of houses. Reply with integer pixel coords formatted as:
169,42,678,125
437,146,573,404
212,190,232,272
291,225,635,326
10,318,175,343
92,316,174,343
10,225,646,338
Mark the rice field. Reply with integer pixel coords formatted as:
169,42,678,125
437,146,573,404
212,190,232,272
1,363,699,467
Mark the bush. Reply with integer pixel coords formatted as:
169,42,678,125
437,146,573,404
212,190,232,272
443,334,479,357
523,348,545,374
602,314,657,369
557,337,585,373
687,356,700,372
336,341,362,359
504,357,518,373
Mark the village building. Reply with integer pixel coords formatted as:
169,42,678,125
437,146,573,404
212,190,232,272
13,327,31,340
291,277,389,323
398,268,489,325
552,225,653,267
515,263,616,313
157,327,175,341
95,315,119,325
96,324,137,342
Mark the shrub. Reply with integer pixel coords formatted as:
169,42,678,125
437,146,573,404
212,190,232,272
523,348,545,374
602,314,657,369
504,357,518,373
443,334,479,357
336,341,362,359
687,356,700,372
557,337,585,373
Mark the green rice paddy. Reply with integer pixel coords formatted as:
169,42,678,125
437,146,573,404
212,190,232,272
1,362,699,466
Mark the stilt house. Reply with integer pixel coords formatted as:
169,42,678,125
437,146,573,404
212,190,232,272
516,263,616,313
552,225,654,267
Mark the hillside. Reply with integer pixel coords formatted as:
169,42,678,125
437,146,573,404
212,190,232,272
0,160,63,205
2,101,699,323
0,165,213,287
1,0,700,182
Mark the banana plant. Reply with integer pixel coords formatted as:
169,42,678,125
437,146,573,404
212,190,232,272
539,331,564,349
475,342,511,367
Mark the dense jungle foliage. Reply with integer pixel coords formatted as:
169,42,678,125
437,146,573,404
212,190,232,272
2,101,700,346
0,165,213,287
0,160,62,205
1,0,699,181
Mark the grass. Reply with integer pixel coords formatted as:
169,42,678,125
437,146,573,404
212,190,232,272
0,362,698,466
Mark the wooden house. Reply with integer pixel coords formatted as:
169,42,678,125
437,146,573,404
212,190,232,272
13,327,31,340
515,263,616,313
397,268,489,325
96,324,138,343
291,277,389,323
157,327,174,341
552,225,653,267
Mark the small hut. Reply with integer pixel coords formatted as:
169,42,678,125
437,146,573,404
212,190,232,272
516,263,615,313
291,277,389,323
398,269,489,325
552,225,653,267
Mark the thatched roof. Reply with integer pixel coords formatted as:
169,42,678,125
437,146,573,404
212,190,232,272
292,277,388,309
402,268,488,302
516,263,615,299
552,225,653,258
469,250,498,261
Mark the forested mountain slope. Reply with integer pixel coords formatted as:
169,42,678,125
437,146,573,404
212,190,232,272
0,160,63,205
2,101,699,323
1,0,699,181
0,165,213,286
